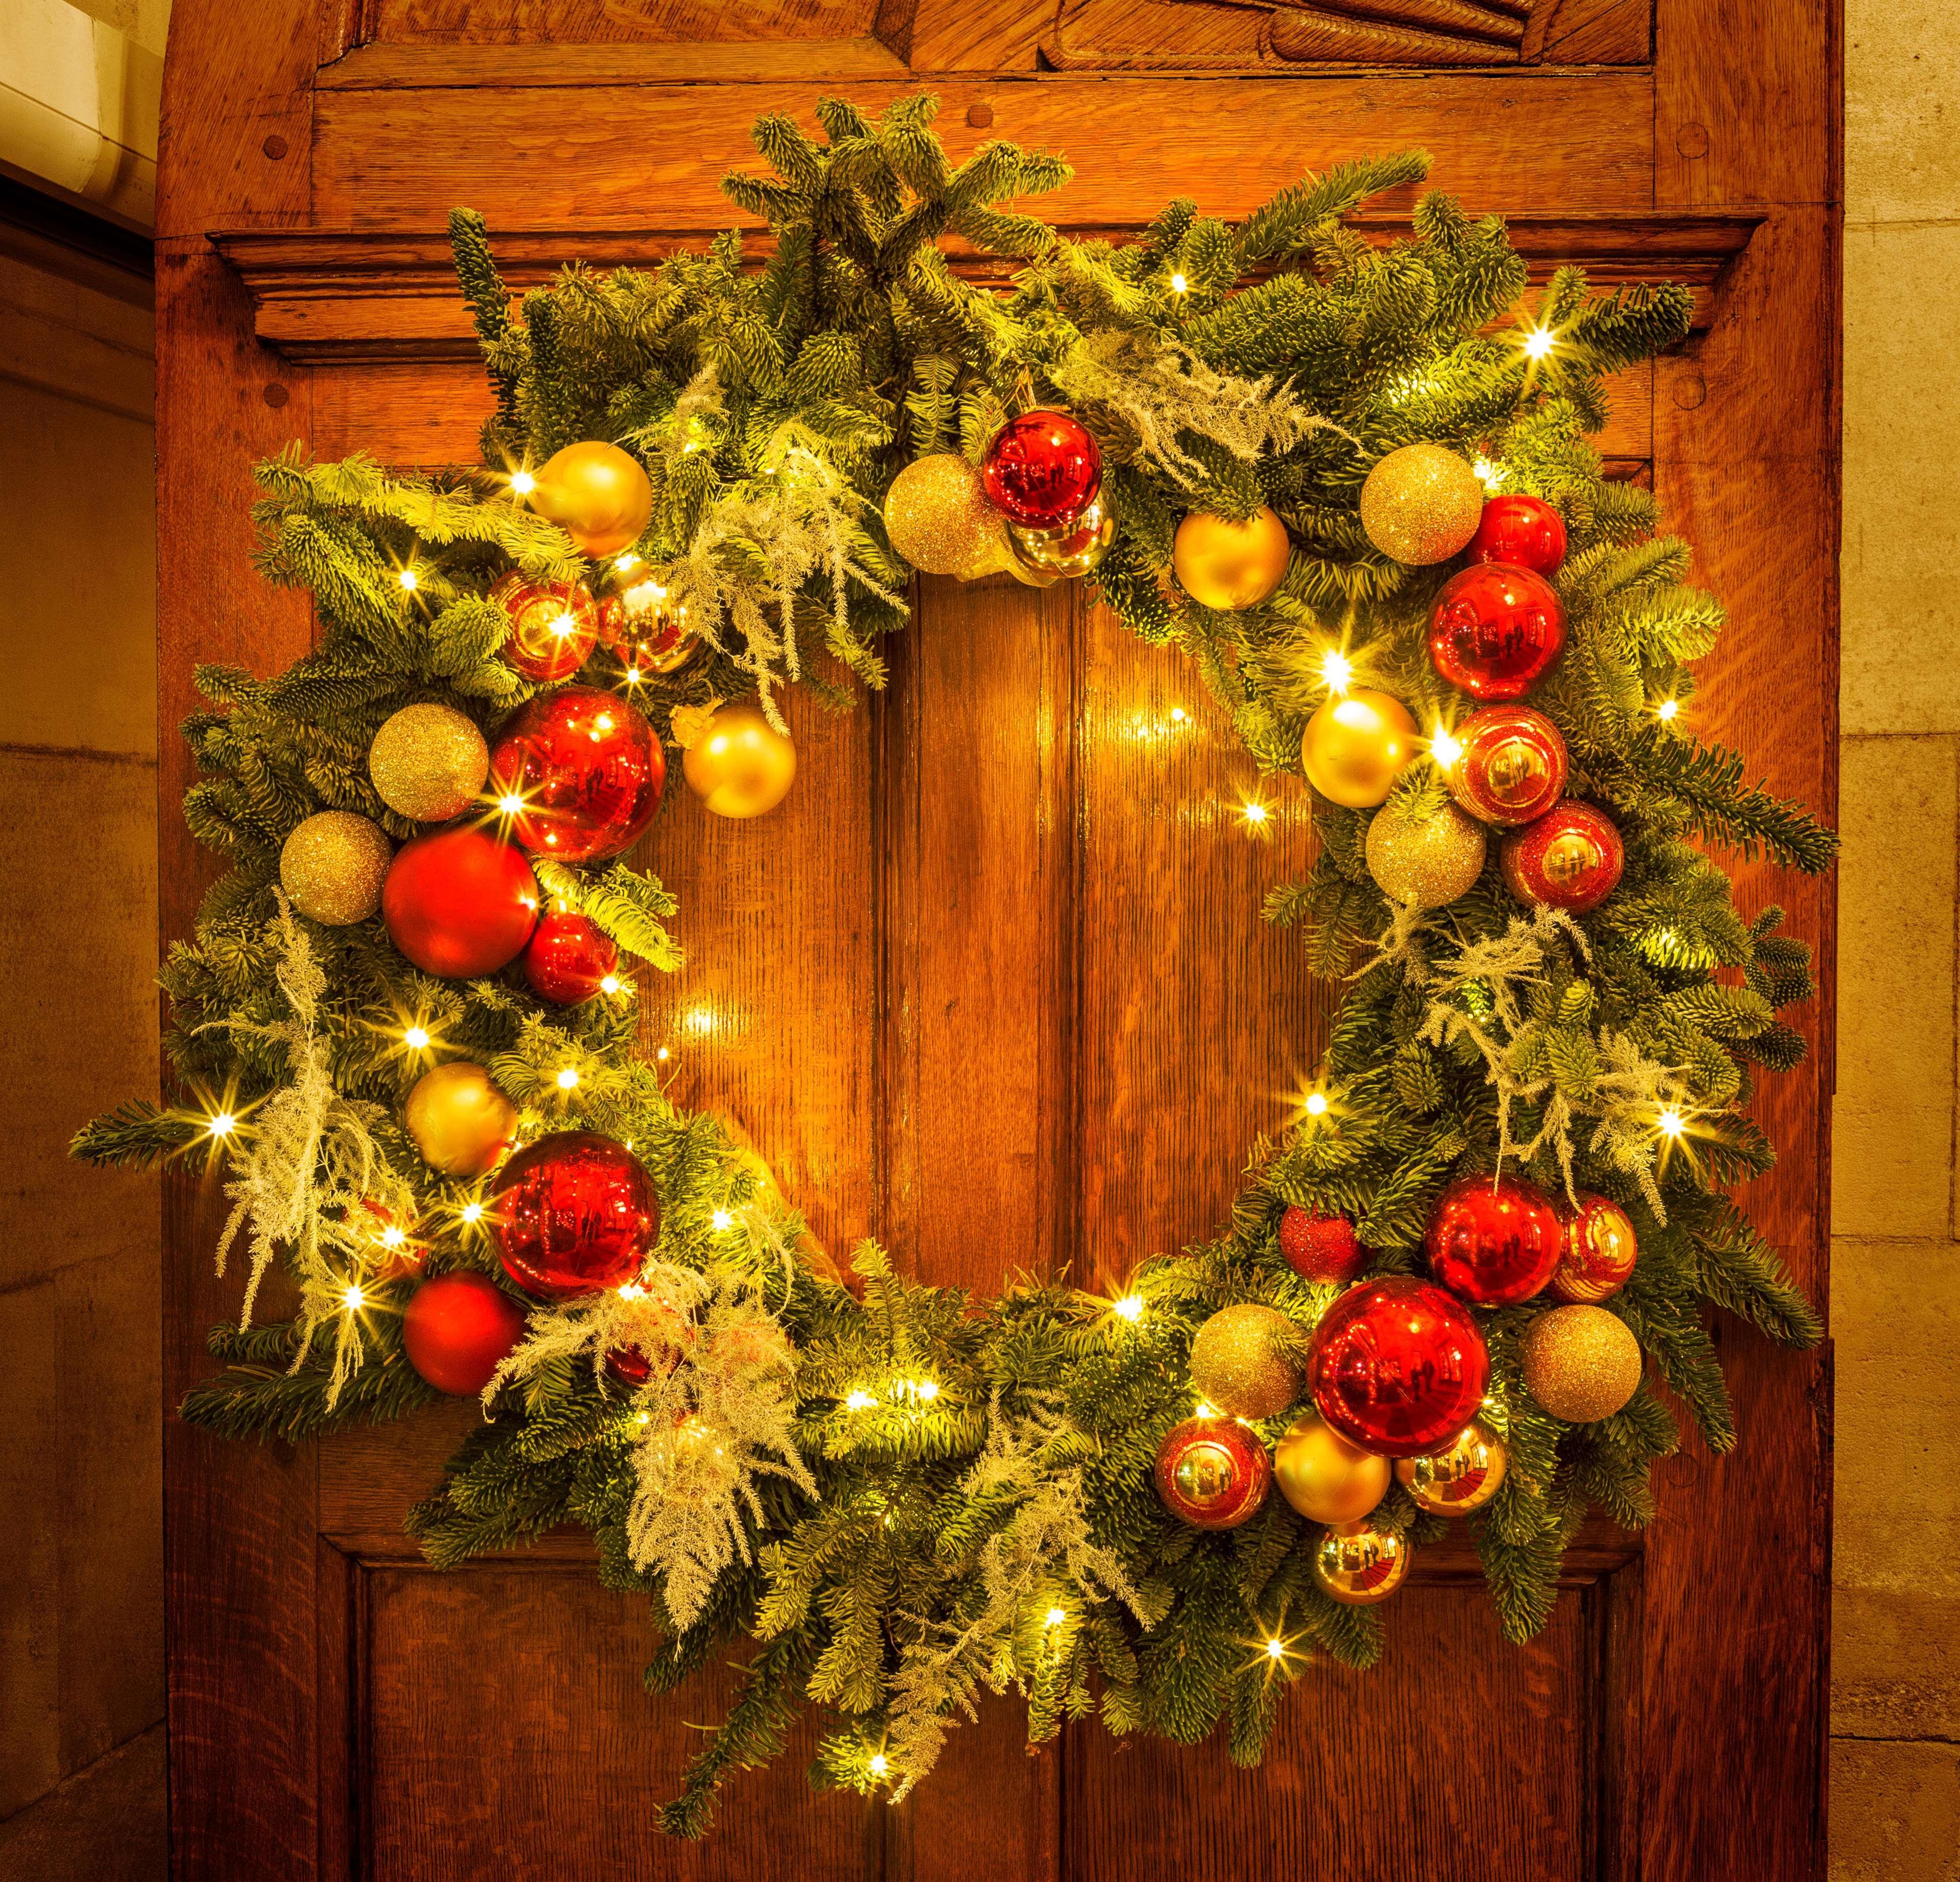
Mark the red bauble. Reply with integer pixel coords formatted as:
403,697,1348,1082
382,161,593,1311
490,687,665,864
1278,1207,1366,1285
491,571,599,681
491,1131,659,1301
1552,1193,1639,1303
1306,1277,1490,1459
1465,495,1567,577
1152,1415,1272,1530
1428,563,1566,701
402,1271,527,1397
382,826,539,979
522,908,620,1005
1500,800,1625,914
981,409,1102,531
1425,1175,1563,1306
605,1346,653,1387
1446,704,1568,828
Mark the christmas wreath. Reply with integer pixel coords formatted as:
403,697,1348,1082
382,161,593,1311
79,93,1834,1836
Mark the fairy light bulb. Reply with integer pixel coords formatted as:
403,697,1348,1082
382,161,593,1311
1319,648,1353,694
342,1285,366,1312
1265,1638,1286,1661
1656,1105,1686,1140
1169,706,1187,723
1428,726,1464,770
868,1754,888,1777
398,568,419,592
1303,1092,1329,1118
510,469,536,496
916,1380,939,1402
1045,1607,1067,1627
1522,326,1556,360
1656,697,1680,722
1241,801,1268,827
403,1025,430,1050
207,1111,235,1139
711,1209,734,1232
556,1067,580,1091
497,792,525,817
1170,272,1188,294
1113,1294,1145,1322
459,1202,483,1226
600,974,621,995
845,1390,875,1411
379,1225,406,1251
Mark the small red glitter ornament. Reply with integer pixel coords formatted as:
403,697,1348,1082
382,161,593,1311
491,571,599,682
1278,1207,1366,1285
981,408,1102,531
381,826,539,979
1426,1174,1563,1306
1465,495,1567,577
522,907,621,1006
1552,1193,1639,1303
1500,800,1625,914
490,686,665,864
1428,563,1566,701
1446,703,1568,828
402,1272,527,1397
1306,1276,1490,1459
1152,1415,1272,1530
492,1132,659,1301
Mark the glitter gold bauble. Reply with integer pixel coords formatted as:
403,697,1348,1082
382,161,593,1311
1300,689,1418,809
404,1061,518,1179
369,703,489,823
530,441,654,559
279,811,392,925
1311,1520,1411,1605
1552,1193,1638,1303
681,700,797,819
1188,1303,1302,1421
1394,1416,1508,1516
1008,492,1118,580
1520,1304,1642,1423
1273,1411,1390,1525
1365,800,1486,910
1360,443,1484,566
883,454,1009,578
1171,506,1291,611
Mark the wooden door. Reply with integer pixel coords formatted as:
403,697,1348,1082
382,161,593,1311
155,4,1837,1876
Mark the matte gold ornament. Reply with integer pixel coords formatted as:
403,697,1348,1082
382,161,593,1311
1359,443,1484,566
1311,1519,1411,1606
1274,1411,1390,1525
369,703,489,823
1300,689,1418,809
1520,1304,1642,1423
883,454,1009,578
279,811,392,925
1365,800,1487,909
1189,1303,1302,1421
1008,492,1118,581
1171,506,1291,610
1394,1416,1508,1516
531,441,654,559
681,700,797,819
405,1062,518,1178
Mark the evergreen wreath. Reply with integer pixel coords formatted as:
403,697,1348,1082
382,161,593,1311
79,93,1835,1837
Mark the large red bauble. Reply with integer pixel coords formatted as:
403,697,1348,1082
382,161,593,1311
382,826,539,978
402,1271,527,1396
1428,563,1565,701
1306,1277,1490,1459
522,908,620,1005
1500,799,1625,914
491,1131,659,1301
1425,1175,1563,1306
1278,1207,1366,1285
491,572,599,682
1152,1415,1272,1530
981,408,1102,530
1465,495,1567,577
1446,704,1568,828
490,687,665,864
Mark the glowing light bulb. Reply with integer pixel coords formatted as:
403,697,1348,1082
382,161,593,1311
1656,1106,1686,1140
710,1209,734,1232
1320,648,1353,694
510,469,536,496
916,1380,939,1401
1265,1638,1286,1661
600,975,621,995
549,612,576,641
1303,1092,1329,1118
460,1202,483,1226
614,552,640,573
1241,801,1269,826
1195,1400,1218,1419
623,667,644,686
207,1111,235,1139
380,1225,406,1251
868,1754,888,1777
556,1067,580,1090
1170,272,1188,294
1428,727,1464,770
1656,697,1680,722
1522,326,1556,361
1045,1607,1067,1627
656,1046,670,1062
1472,456,1500,488
1169,705,1187,723
1113,1294,1145,1322
498,792,526,817
403,1025,430,1050
845,1390,876,1411
398,568,419,592
342,1285,366,1312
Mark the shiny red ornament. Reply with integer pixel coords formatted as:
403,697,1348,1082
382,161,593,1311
1552,1193,1639,1303
491,571,599,682
1446,704,1568,828
604,1346,663,1388
522,907,620,1005
1465,495,1567,577
402,1272,527,1397
1501,800,1625,914
1278,1207,1366,1285
490,686,665,864
1426,1175,1563,1306
382,825,539,979
981,408,1102,531
1306,1276,1490,1459
1152,1415,1272,1530
1428,563,1566,701
492,1132,659,1301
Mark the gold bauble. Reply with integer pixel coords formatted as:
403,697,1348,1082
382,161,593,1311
1171,506,1291,611
279,811,392,925
1359,443,1484,566
1311,1520,1411,1606
1520,1305,1643,1423
404,1062,518,1178
681,701,797,819
615,580,700,675
1365,800,1487,910
368,704,489,823
883,455,1010,579
1300,689,1418,809
1009,492,1117,580
1394,1416,1508,1516
1188,1303,1302,1421
1274,1411,1390,1525
531,441,655,559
